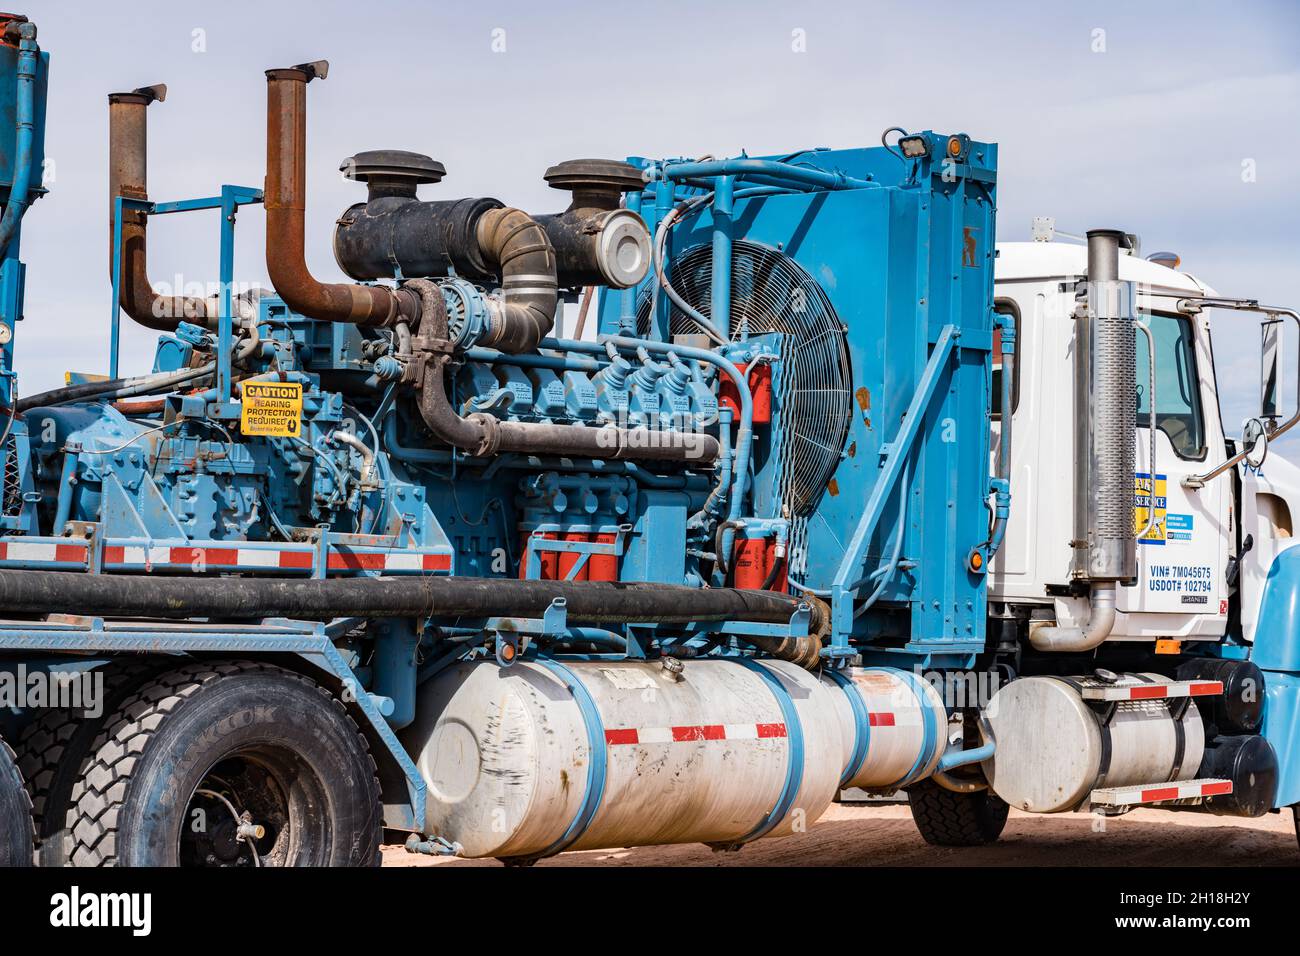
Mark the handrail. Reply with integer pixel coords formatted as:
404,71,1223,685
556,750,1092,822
1135,319,1159,537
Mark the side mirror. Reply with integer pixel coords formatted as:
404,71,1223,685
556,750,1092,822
1243,417,1269,469
1262,316,1282,425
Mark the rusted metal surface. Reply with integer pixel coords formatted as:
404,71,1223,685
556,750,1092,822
108,85,211,331
264,63,413,327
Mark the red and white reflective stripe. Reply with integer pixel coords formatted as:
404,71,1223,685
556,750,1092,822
1091,777,1233,807
326,551,451,572
0,541,88,563
101,545,451,573
868,712,896,727
1079,680,1222,702
605,722,788,746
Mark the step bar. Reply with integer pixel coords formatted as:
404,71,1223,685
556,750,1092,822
1090,778,1233,808
1078,679,1222,702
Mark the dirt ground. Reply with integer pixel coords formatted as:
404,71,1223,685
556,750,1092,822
382,801,1299,867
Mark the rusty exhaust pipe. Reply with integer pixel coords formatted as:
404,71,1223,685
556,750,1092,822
264,61,415,327
108,84,213,331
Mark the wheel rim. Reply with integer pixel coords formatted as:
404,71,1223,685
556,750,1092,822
179,744,332,867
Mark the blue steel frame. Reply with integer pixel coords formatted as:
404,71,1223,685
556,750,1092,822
109,184,263,399
829,324,961,652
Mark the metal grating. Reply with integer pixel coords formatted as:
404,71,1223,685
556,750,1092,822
638,240,851,516
2,430,22,523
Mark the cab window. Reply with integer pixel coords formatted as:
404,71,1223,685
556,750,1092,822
1135,311,1205,459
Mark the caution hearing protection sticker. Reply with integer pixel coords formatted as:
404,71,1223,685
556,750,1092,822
240,381,303,437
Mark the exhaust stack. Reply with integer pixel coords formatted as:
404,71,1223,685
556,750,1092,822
1074,228,1137,583
263,61,416,327
108,84,213,331
1031,228,1136,653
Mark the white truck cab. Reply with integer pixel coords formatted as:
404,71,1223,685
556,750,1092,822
935,228,1300,833
990,230,1300,650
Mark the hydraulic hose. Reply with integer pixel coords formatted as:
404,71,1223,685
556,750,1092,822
16,362,215,413
0,568,822,629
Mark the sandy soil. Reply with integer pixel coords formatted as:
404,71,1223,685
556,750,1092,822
382,802,1299,867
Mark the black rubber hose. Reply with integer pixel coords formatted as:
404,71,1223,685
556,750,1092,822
760,553,786,591
15,363,215,413
0,568,819,628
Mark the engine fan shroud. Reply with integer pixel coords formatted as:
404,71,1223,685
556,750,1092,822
636,240,852,518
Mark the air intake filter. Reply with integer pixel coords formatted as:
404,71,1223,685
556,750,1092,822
638,240,851,516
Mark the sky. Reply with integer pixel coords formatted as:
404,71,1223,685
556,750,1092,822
7,0,1300,446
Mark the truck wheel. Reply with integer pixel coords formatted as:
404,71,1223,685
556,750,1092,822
17,658,170,866
67,660,382,867
0,737,34,866
906,778,1009,847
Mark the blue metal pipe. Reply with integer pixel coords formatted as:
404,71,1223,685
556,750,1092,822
936,741,995,773
52,444,79,533
464,346,603,374
661,158,875,193
711,176,734,340
619,190,643,336
0,25,38,258
985,308,1017,559
372,619,419,729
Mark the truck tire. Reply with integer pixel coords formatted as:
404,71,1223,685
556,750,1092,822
906,778,1009,847
66,660,382,867
0,737,34,866
17,658,170,866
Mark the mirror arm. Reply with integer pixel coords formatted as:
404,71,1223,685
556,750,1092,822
1180,300,1300,488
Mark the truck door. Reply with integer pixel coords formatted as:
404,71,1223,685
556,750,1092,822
1119,309,1230,640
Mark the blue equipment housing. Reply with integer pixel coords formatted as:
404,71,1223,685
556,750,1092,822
0,33,1007,830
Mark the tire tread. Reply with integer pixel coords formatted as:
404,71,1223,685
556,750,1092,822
67,660,381,867
907,777,1009,847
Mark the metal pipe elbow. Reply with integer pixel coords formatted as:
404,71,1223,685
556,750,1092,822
1028,583,1118,652
263,62,412,327
108,84,212,332
474,206,557,353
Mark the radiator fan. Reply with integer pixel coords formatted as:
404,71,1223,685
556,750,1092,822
637,240,851,517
